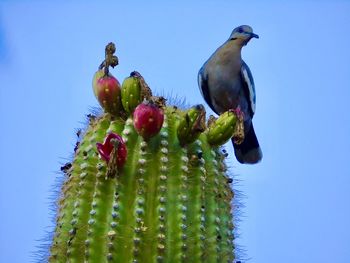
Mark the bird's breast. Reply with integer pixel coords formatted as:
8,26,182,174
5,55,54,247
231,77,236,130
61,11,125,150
208,73,242,113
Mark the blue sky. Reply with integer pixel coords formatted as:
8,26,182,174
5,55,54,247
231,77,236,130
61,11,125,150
1,1,350,262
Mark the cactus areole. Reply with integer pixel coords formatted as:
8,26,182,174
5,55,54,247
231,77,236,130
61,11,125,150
49,42,243,262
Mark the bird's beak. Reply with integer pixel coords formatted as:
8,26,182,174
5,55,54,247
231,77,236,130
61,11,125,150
249,32,259,39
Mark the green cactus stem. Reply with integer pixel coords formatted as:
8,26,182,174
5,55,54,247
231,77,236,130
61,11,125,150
50,107,237,263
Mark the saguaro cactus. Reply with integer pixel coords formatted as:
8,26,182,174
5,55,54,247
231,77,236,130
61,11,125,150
49,43,243,262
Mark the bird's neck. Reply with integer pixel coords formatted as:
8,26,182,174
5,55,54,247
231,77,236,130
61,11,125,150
216,41,242,67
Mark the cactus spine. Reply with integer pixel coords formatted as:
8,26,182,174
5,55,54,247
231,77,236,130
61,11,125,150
49,43,242,263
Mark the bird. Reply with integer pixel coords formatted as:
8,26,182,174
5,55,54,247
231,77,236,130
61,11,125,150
198,25,262,164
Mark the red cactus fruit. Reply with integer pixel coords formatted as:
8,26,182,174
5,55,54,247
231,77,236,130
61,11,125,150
96,133,127,168
92,70,122,115
133,101,164,139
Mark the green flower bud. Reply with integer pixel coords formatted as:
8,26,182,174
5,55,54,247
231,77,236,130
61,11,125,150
121,75,142,113
121,71,152,114
177,104,206,145
206,110,237,146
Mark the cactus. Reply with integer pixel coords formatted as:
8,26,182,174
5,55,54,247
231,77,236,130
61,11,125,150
49,43,242,263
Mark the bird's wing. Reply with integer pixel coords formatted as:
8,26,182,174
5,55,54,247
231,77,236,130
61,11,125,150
198,67,218,114
240,60,256,117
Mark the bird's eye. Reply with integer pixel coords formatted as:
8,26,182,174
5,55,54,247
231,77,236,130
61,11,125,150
238,28,244,33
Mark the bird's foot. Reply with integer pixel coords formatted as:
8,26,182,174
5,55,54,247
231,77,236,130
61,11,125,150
231,106,245,145
231,106,244,121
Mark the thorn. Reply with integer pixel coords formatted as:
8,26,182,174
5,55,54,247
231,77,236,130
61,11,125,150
87,114,96,122
74,142,80,153
60,163,72,173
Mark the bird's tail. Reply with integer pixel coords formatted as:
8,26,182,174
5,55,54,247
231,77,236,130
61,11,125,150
232,123,262,164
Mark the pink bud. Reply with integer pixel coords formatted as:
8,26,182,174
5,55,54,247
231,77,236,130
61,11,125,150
92,70,122,115
133,101,164,140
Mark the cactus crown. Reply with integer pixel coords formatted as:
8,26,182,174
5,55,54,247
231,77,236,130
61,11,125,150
47,42,244,263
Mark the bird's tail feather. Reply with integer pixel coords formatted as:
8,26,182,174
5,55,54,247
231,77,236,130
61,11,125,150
233,123,262,164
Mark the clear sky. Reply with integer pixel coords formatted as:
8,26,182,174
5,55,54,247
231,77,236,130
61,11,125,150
1,1,350,262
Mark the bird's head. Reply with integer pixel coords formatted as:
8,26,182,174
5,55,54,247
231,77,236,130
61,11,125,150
229,25,259,46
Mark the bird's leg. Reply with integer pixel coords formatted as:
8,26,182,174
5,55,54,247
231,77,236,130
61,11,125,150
231,106,245,145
